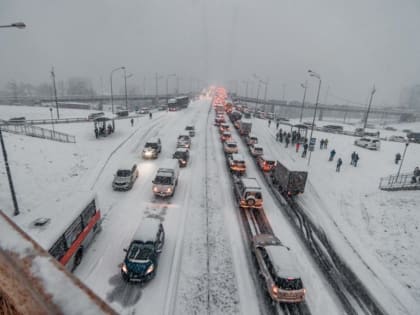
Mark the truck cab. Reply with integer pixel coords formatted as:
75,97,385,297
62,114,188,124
234,177,263,209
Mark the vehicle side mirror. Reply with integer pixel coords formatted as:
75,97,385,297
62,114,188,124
152,180,156,184
123,248,127,252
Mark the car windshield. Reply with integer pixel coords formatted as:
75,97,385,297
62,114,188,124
228,143,237,148
116,169,131,177
145,143,158,149
276,277,303,291
173,151,186,159
154,176,172,185
128,242,154,261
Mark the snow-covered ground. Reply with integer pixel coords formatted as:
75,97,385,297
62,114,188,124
1,103,420,314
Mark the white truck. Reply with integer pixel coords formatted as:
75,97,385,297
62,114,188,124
152,159,180,197
239,119,252,136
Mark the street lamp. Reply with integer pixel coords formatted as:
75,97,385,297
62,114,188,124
49,107,55,134
155,73,163,105
396,141,409,183
363,85,376,131
307,69,322,166
299,81,308,122
110,66,125,129
0,22,26,29
242,80,249,98
0,21,26,216
166,74,176,101
110,66,125,114
123,68,133,110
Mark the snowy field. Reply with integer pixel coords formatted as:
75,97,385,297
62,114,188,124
1,102,420,314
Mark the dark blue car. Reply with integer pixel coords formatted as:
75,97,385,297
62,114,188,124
121,218,165,283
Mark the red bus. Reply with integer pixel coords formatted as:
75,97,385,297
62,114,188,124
26,193,102,271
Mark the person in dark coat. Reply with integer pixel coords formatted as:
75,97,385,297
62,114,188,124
268,120,271,127
353,153,359,167
395,153,401,164
329,149,336,161
276,121,280,129
302,143,308,158
320,139,324,149
149,112,152,119
336,158,343,172
94,127,99,138
130,118,134,127
324,138,329,149
351,151,356,165
285,136,290,148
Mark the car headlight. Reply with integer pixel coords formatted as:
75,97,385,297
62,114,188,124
121,263,128,273
146,264,154,275
167,187,172,193
271,285,279,294
153,186,158,192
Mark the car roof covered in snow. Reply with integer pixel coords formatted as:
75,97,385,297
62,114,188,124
231,153,245,161
132,218,161,243
240,177,261,189
265,245,301,279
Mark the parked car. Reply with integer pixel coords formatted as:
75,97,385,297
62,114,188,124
138,107,150,114
142,138,162,159
246,134,258,146
172,148,190,167
112,163,139,190
354,137,381,150
384,126,397,131
224,141,238,154
121,218,165,282
177,135,191,149
388,135,407,143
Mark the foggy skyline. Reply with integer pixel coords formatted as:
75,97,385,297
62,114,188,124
1,0,420,106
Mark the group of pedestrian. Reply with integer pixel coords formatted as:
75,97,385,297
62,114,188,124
350,151,360,167
320,138,329,149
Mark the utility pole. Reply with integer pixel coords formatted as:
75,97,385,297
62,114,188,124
363,85,376,130
123,68,128,110
51,67,60,119
0,129,20,215
155,72,158,105
299,81,308,122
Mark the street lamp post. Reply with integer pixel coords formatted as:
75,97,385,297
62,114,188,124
0,20,25,216
155,73,163,105
242,80,249,98
110,66,125,128
396,141,409,183
49,108,55,134
299,81,308,122
166,74,176,101
307,70,322,166
123,68,133,110
363,85,376,130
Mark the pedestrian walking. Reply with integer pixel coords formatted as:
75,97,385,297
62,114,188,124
395,153,401,164
353,153,359,167
320,139,324,149
149,112,152,119
324,138,329,149
302,143,308,158
329,149,336,161
276,122,280,129
351,151,356,165
336,158,343,172
94,127,99,138
296,142,301,152
285,137,290,148
130,118,134,127
268,120,271,127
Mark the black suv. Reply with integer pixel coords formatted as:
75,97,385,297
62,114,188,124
121,218,165,283
172,148,190,167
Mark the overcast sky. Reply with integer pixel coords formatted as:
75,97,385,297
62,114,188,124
1,0,420,106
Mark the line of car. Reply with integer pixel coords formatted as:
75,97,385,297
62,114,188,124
112,124,195,283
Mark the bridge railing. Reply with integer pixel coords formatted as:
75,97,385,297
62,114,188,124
0,124,76,143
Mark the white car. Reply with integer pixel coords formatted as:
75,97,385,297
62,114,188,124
388,135,406,143
354,137,380,150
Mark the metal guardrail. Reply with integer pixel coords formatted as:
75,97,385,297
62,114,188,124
379,172,420,191
0,124,76,143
